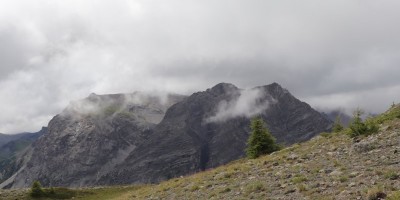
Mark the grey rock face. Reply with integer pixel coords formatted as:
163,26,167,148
98,83,332,185
1,83,332,188
3,93,185,188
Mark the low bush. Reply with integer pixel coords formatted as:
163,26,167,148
367,188,387,200
348,109,379,138
30,181,44,198
30,181,77,199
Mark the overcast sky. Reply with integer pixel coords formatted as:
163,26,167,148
1,0,400,133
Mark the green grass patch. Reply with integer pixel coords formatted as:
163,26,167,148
245,181,265,195
384,170,399,180
375,105,400,124
388,191,400,200
339,175,349,183
291,175,307,184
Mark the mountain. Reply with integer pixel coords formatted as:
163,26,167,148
0,92,186,188
2,106,399,200
1,83,332,188
0,128,46,183
96,83,332,185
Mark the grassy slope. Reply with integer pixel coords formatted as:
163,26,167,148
0,186,142,200
117,122,400,199
1,105,400,200
114,105,400,200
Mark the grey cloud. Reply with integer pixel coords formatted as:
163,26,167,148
1,0,400,133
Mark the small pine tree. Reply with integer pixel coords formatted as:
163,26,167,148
246,117,279,159
349,108,367,137
30,180,44,198
348,108,379,137
332,116,344,133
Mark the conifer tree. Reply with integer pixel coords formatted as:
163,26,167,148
349,108,367,137
332,115,344,133
30,180,44,198
246,117,279,159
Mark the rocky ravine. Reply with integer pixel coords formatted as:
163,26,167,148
1,83,332,188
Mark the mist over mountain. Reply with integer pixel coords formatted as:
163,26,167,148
0,83,332,188
321,109,352,127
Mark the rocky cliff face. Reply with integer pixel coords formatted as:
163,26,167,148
97,83,332,185
1,83,332,188
1,93,185,188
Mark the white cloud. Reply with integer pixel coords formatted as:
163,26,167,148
206,88,275,123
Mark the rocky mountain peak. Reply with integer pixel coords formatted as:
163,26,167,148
209,82,239,94
1,83,332,189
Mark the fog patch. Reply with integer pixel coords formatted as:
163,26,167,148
206,88,275,123
61,91,184,124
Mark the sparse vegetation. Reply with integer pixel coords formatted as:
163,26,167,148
0,184,141,200
291,175,307,184
30,181,44,198
246,117,280,159
332,116,344,133
348,108,379,137
375,103,400,124
245,181,265,194
297,184,307,192
320,132,332,138
366,187,387,200
103,105,122,116
339,175,349,183
388,191,400,200
30,181,77,199
384,170,399,180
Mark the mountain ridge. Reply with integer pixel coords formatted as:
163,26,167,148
1,82,332,189
1,105,399,200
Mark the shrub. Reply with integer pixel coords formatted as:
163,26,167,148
332,116,344,133
291,175,307,184
30,181,44,198
367,188,387,200
384,170,399,180
246,117,280,159
297,184,307,192
245,181,265,194
348,109,379,137
339,175,349,182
